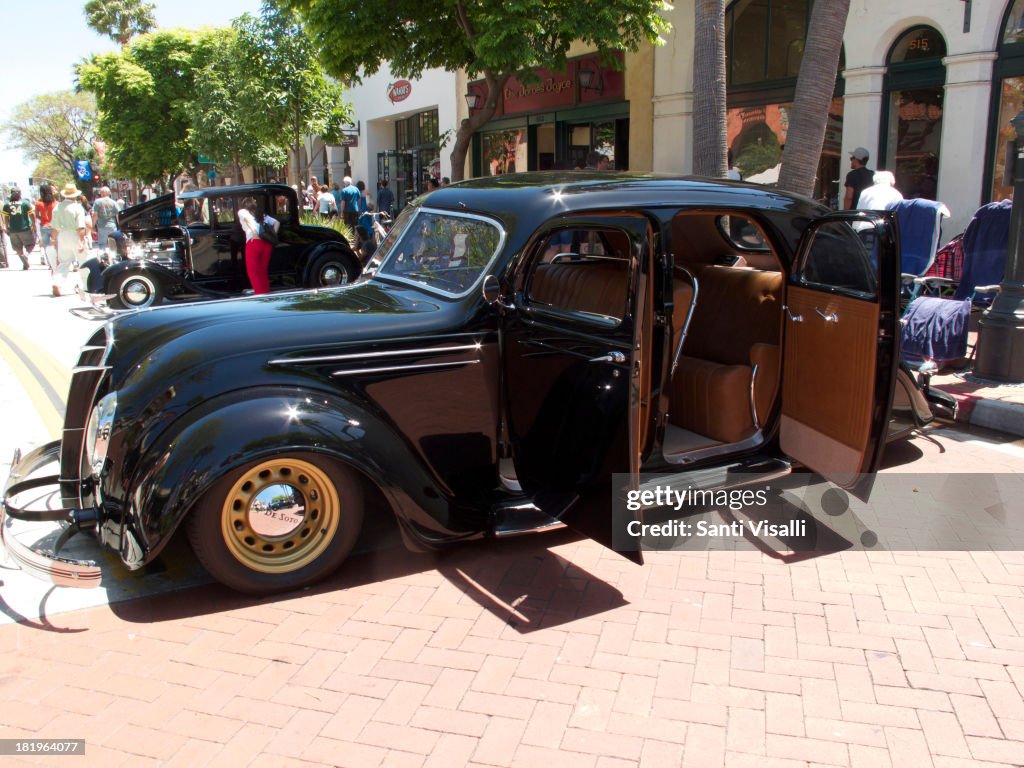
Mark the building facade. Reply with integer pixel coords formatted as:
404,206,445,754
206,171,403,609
343,2,1020,235
342,65,459,211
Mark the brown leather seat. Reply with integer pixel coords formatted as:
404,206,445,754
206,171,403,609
669,265,782,444
529,260,628,318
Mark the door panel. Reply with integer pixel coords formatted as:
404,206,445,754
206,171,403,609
502,215,653,562
780,286,879,484
780,212,899,490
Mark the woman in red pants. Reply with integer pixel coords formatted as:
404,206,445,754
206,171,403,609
238,198,279,294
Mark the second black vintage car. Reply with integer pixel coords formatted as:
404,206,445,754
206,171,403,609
4,173,947,594
88,184,362,309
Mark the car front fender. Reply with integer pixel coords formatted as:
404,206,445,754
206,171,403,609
101,259,187,292
120,386,459,569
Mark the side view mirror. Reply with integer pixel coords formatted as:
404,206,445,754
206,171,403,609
482,274,512,309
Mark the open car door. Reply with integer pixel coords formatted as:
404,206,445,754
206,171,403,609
501,214,656,563
780,211,900,493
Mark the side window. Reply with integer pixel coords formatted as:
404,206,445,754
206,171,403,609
183,198,209,226
212,196,237,229
797,220,878,299
273,194,292,225
526,227,632,322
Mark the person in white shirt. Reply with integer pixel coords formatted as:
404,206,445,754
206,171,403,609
856,170,903,210
316,184,338,217
238,198,279,295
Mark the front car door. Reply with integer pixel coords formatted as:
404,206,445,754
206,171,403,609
188,194,246,291
780,211,900,491
502,214,656,562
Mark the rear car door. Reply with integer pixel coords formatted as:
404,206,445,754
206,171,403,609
501,214,656,562
780,211,900,491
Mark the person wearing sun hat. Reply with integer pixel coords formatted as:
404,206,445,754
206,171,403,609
50,182,88,297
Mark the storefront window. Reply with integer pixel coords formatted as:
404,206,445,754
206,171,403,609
990,2,1024,201
1005,0,1024,45
726,97,843,206
482,128,528,176
727,0,814,86
882,27,946,202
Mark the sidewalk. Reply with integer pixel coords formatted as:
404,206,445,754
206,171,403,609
925,331,1024,439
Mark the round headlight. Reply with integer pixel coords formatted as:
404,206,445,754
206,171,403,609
85,392,117,476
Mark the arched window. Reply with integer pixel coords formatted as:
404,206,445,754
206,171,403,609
988,0,1024,201
725,0,845,206
880,26,946,201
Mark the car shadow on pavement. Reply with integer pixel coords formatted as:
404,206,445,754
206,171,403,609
101,523,627,634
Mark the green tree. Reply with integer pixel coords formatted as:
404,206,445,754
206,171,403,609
78,29,210,183
1,90,97,182
280,0,671,181
233,3,350,186
190,27,288,183
84,0,157,47
31,157,74,187
692,0,727,178
777,0,851,198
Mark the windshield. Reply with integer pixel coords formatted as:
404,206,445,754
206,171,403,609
371,208,504,296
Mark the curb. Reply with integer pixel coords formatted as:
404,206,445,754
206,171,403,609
930,383,1024,439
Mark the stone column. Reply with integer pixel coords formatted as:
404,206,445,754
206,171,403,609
938,52,997,236
839,66,887,175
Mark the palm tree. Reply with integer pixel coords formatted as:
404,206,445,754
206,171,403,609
692,0,727,178
84,0,157,47
777,0,851,198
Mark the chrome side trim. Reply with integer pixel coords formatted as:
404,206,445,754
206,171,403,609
750,363,760,430
71,364,112,374
270,342,481,366
331,359,481,377
670,266,698,377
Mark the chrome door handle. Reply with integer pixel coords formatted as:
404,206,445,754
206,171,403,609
815,308,839,323
590,351,627,364
784,306,803,323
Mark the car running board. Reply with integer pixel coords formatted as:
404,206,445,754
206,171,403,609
637,457,792,499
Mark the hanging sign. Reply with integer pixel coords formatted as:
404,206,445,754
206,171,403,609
74,160,93,181
387,80,412,104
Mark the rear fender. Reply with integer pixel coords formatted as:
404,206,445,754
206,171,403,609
300,241,361,284
123,387,459,568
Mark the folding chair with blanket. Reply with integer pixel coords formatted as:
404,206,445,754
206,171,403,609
893,198,950,304
899,199,1011,378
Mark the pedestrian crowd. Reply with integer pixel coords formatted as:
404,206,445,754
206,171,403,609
1,182,129,296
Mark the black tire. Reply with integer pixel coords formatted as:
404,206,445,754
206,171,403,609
108,272,164,310
186,453,364,594
307,249,359,288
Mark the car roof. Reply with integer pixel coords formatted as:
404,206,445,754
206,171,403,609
177,183,295,201
419,172,826,221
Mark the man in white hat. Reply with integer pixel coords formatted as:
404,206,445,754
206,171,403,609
50,182,87,297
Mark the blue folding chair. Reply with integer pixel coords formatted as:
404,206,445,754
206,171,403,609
900,200,1011,375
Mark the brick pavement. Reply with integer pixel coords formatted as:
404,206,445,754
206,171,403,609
2,510,1023,768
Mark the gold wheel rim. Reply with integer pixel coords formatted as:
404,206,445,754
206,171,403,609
220,458,341,573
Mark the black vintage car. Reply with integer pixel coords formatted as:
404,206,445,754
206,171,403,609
89,184,362,309
3,173,946,594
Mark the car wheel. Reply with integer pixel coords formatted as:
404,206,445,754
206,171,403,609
186,453,363,594
308,250,359,288
109,272,163,310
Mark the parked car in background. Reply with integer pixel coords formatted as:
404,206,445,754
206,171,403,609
85,184,362,310
3,173,948,594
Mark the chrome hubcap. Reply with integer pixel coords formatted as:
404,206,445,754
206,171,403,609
122,277,155,307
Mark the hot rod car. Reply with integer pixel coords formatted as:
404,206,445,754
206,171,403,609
2,173,945,594
86,184,362,309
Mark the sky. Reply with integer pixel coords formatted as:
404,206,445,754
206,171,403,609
1,0,264,187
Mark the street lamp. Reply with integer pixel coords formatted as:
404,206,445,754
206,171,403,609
579,66,600,92
465,91,481,110
974,109,1024,381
